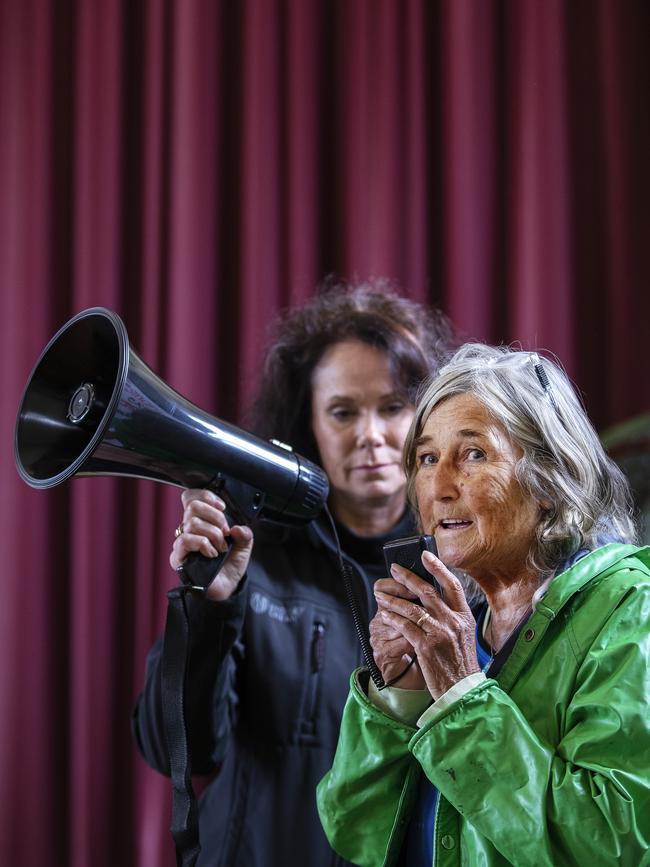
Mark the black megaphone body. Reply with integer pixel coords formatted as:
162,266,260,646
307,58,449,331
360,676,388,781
14,307,329,532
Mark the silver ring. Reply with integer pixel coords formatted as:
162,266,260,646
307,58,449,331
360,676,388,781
174,524,184,539
415,610,431,628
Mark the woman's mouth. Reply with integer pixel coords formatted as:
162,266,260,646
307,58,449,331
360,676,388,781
438,519,472,531
353,463,390,472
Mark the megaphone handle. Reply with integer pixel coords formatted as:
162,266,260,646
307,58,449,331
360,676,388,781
178,542,233,592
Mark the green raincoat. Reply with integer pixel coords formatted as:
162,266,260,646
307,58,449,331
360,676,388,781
317,544,650,866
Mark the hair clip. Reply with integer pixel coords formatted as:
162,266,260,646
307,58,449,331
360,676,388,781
530,353,559,413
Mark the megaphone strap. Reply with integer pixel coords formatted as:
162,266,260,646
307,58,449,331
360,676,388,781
161,586,203,867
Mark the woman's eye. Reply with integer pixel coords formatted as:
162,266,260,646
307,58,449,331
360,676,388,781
330,408,355,422
383,402,407,416
466,448,485,461
417,453,437,467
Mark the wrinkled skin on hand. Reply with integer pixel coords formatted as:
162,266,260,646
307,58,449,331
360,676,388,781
372,551,480,697
170,488,253,601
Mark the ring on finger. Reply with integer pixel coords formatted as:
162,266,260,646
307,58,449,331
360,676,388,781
174,524,184,539
415,610,431,628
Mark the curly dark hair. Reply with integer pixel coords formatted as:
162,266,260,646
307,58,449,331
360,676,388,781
246,277,455,465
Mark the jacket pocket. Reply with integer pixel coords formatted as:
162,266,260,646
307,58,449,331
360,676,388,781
301,620,325,736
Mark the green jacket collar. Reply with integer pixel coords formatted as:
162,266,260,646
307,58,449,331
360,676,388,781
497,543,644,692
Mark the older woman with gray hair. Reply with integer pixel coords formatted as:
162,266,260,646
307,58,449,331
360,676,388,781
317,343,650,867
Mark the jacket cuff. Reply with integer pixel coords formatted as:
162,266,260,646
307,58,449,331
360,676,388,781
367,679,432,726
350,668,420,733
416,671,487,728
185,573,248,625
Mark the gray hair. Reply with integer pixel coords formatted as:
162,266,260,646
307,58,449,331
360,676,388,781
404,343,637,578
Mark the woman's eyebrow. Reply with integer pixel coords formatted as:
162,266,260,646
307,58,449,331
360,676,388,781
458,428,487,440
414,428,491,451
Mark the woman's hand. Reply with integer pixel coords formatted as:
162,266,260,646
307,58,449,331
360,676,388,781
374,551,479,698
370,579,426,690
170,489,254,601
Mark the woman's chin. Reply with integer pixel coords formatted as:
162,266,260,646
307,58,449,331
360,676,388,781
435,544,467,572
355,479,406,503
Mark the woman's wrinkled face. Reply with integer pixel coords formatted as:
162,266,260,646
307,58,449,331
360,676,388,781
311,340,415,514
413,393,541,585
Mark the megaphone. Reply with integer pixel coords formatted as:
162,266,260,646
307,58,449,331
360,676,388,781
14,307,329,530
14,306,331,864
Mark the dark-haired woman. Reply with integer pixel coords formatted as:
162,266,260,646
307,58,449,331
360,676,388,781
133,280,454,867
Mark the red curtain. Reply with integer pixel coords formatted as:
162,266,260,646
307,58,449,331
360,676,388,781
1,2,648,865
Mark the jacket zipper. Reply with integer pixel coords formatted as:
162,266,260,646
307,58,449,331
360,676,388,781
311,520,376,627
302,621,325,733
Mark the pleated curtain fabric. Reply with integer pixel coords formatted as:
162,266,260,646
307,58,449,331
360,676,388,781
0,2,648,865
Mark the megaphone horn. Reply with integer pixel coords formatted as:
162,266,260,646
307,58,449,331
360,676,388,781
14,307,329,527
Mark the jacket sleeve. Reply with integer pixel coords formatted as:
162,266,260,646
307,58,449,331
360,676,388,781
411,578,650,866
132,579,248,776
317,670,421,867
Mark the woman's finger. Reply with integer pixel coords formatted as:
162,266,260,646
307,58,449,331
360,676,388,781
172,492,233,567
218,524,254,579
181,516,230,551
183,501,230,532
179,490,230,538
370,608,415,646
370,630,412,658
420,552,469,610
181,488,226,512
390,556,468,614
380,607,443,646
375,588,437,623
374,577,418,600
170,532,219,570
369,613,419,684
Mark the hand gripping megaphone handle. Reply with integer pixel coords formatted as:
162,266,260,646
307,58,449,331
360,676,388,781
174,486,256,592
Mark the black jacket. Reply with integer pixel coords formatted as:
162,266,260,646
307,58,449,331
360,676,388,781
132,513,415,867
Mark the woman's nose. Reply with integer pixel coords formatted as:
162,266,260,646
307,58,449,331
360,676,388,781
355,414,385,448
429,460,459,500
